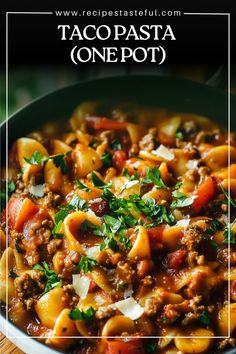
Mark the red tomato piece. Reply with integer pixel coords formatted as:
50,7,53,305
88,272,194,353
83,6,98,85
8,197,39,232
147,225,165,244
112,150,127,170
192,176,216,213
86,116,127,131
166,249,187,270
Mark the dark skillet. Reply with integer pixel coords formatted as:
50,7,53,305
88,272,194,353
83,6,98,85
0,75,236,354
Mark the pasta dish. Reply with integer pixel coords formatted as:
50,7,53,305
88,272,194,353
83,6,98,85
0,102,235,353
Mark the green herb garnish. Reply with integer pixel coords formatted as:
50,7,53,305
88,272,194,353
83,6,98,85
199,311,211,326
223,218,236,245
111,139,122,150
15,241,22,254
52,196,88,238
143,167,167,189
176,131,184,140
91,172,112,189
145,341,157,353
75,179,91,192
76,256,97,273
101,151,112,167
171,190,195,208
204,219,223,249
33,261,61,294
24,151,71,174
9,269,18,279
220,185,236,208
68,306,95,321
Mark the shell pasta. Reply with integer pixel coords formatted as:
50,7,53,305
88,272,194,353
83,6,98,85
0,101,235,353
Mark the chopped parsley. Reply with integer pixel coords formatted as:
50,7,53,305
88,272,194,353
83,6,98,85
170,190,195,208
52,195,88,238
111,139,122,150
15,241,22,254
223,219,236,245
199,311,211,326
101,151,112,167
145,341,157,353
176,131,184,140
173,181,183,190
68,306,95,321
24,151,71,174
76,256,97,273
91,172,112,189
220,185,236,208
123,168,139,181
0,180,15,211
143,167,167,189
204,219,223,249
33,261,61,294
75,179,91,192
102,191,175,227
9,269,18,279
24,151,48,165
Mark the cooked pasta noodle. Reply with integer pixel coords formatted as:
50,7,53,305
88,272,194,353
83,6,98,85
0,101,235,353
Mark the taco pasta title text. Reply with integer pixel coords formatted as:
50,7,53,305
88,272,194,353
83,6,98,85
57,25,176,65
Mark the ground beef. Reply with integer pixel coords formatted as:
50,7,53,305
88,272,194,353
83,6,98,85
139,128,158,151
63,250,80,274
187,251,205,267
162,295,202,324
15,174,27,194
22,217,54,266
95,305,115,320
42,188,62,208
47,238,62,255
62,284,80,307
14,270,45,309
202,194,226,218
181,225,205,251
217,338,236,351
144,295,164,316
116,261,136,284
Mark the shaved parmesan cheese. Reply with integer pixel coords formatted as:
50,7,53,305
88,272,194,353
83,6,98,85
124,180,139,190
72,274,90,299
187,160,198,170
86,246,100,259
114,297,144,320
29,184,45,197
176,219,190,228
152,144,175,161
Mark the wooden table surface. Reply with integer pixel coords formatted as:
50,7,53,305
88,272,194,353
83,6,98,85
0,332,24,354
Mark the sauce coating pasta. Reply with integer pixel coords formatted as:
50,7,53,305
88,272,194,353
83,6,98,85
0,102,236,353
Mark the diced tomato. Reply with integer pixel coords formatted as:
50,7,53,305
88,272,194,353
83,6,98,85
8,197,39,231
106,339,145,354
147,225,165,244
192,176,216,213
85,116,127,131
166,249,187,270
89,199,109,216
112,150,127,170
